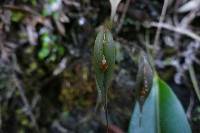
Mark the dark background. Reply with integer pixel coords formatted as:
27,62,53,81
0,0,200,132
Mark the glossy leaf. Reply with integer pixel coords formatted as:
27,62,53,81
129,75,192,133
93,29,116,107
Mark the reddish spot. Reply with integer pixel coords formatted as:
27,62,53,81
100,62,108,72
140,88,147,97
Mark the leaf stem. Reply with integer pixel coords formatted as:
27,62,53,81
104,100,109,133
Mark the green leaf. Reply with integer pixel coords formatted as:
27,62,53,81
93,30,104,105
115,42,123,63
129,75,191,133
93,29,116,107
11,11,24,22
38,48,50,59
103,31,115,90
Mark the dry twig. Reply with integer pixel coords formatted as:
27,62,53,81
153,0,169,51
13,76,39,132
188,64,200,102
149,22,200,42
186,92,194,120
116,0,131,34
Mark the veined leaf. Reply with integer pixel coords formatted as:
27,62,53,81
129,75,192,133
93,29,116,107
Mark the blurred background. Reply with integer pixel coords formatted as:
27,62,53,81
0,0,200,132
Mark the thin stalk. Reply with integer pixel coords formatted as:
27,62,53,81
188,64,200,102
104,99,109,133
153,0,169,53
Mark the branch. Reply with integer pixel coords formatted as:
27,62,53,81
13,76,39,132
115,0,131,34
153,0,169,51
188,64,200,102
149,22,200,42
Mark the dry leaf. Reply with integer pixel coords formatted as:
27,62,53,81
178,0,200,13
109,0,122,20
